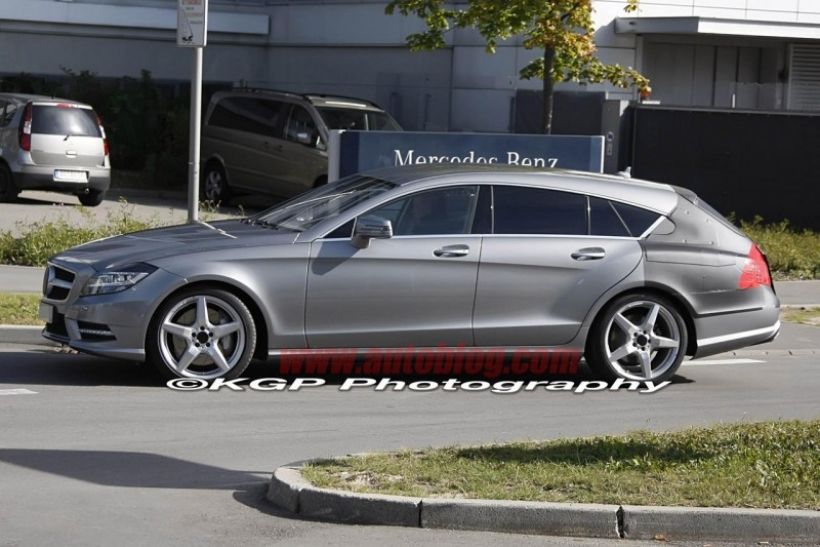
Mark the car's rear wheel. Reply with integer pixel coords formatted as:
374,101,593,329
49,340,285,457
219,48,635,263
202,163,231,204
586,293,687,382
0,164,19,202
78,190,105,207
147,288,256,380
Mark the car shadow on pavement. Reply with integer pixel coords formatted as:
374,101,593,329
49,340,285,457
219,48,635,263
0,350,158,387
0,448,304,519
0,348,697,387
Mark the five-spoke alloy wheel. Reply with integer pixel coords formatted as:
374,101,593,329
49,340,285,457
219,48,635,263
202,163,230,204
587,293,687,382
148,288,256,380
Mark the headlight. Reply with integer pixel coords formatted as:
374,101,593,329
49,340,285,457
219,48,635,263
81,264,156,296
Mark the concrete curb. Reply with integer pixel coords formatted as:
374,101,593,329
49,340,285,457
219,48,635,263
0,325,55,347
267,464,820,542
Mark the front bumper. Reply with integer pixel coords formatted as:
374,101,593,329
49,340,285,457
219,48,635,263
41,263,186,362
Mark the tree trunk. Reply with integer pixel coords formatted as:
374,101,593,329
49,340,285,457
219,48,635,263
541,47,556,134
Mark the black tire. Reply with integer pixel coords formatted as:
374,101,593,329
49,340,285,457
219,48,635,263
0,164,19,202
586,292,688,383
146,287,257,381
78,190,105,207
202,163,231,204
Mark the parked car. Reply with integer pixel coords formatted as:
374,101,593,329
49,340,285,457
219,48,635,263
40,165,779,382
0,93,110,206
201,89,401,202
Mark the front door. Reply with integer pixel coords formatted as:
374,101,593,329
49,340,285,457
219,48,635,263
305,186,482,348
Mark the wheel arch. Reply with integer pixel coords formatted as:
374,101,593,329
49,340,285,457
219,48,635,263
146,279,270,361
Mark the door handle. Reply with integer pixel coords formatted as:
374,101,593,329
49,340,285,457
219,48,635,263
434,245,470,258
571,247,606,261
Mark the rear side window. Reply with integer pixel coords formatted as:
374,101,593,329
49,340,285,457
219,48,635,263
589,197,630,237
611,201,660,237
31,105,100,137
208,97,286,138
493,186,586,235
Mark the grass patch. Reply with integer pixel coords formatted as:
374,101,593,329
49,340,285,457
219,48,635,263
782,306,820,327
0,293,43,325
741,218,820,280
0,200,230,267
303,420,820,510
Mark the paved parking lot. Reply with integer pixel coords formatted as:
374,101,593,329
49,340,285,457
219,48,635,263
0,189,271,236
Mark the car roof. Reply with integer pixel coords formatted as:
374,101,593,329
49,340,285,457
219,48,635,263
361,165,679,213
214,89,383,111
0,93,90,107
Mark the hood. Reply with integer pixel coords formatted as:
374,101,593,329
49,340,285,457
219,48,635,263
51,220,298,271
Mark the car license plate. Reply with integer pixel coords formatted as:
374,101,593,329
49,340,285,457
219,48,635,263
38,302,54,323
53,170,88,183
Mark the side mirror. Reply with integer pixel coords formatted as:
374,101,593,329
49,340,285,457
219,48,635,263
295,131,314,146
352,216,393,249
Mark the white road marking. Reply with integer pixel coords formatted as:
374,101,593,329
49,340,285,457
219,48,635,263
685,358,765,366
0,388,37,396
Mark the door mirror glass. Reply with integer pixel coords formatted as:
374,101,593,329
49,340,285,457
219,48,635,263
295,131,313,145
352,216,393,248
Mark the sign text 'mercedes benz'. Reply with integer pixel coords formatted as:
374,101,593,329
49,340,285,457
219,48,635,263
329,131,604,181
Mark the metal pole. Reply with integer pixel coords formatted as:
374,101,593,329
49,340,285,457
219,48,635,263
187,46,203,223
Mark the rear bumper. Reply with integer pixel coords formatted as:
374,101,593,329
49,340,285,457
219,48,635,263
692,287,781,358
14,165,110,193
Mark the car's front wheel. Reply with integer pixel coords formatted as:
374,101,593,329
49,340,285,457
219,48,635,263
147,288,257,380
586,293,687,383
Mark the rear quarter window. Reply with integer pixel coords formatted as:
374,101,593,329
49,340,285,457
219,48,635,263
611,201,661,237
31,105,101,137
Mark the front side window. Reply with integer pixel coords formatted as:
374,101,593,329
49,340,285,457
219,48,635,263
317,107,401,131
286,106,319,144
365,186,479,236
493,186,587,235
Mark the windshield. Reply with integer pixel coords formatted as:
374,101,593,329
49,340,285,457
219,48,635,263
317,107,402,131
251,176,397,232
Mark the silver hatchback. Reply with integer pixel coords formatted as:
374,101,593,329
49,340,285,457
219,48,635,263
0,93,110,205
40,166,779,382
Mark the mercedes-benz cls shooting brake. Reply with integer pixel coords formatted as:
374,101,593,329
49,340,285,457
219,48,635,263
40,166,780,382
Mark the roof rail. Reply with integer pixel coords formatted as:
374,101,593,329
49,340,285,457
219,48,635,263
304,94,379,107
230,84,306,100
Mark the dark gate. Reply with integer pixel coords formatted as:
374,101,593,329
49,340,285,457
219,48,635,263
629,105,820,230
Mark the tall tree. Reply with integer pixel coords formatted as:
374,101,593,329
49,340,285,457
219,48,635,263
386,0,649,134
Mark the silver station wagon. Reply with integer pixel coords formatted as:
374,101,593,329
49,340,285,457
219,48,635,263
40,166,780,382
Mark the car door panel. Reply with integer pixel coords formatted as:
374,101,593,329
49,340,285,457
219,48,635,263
306,236,481,348
474,237,642,346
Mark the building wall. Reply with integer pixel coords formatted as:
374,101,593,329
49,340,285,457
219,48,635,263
1,0,819,132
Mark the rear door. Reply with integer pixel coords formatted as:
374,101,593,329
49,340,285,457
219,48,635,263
29,104,105,176
473,186,647,347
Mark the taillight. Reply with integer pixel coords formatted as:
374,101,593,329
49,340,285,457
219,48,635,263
19,103,32,152
738,244,772,290
96,114,109,157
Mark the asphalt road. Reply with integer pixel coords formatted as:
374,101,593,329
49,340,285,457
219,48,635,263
1,337,818,546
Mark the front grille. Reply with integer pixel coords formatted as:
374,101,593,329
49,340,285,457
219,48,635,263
45,264,76,301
